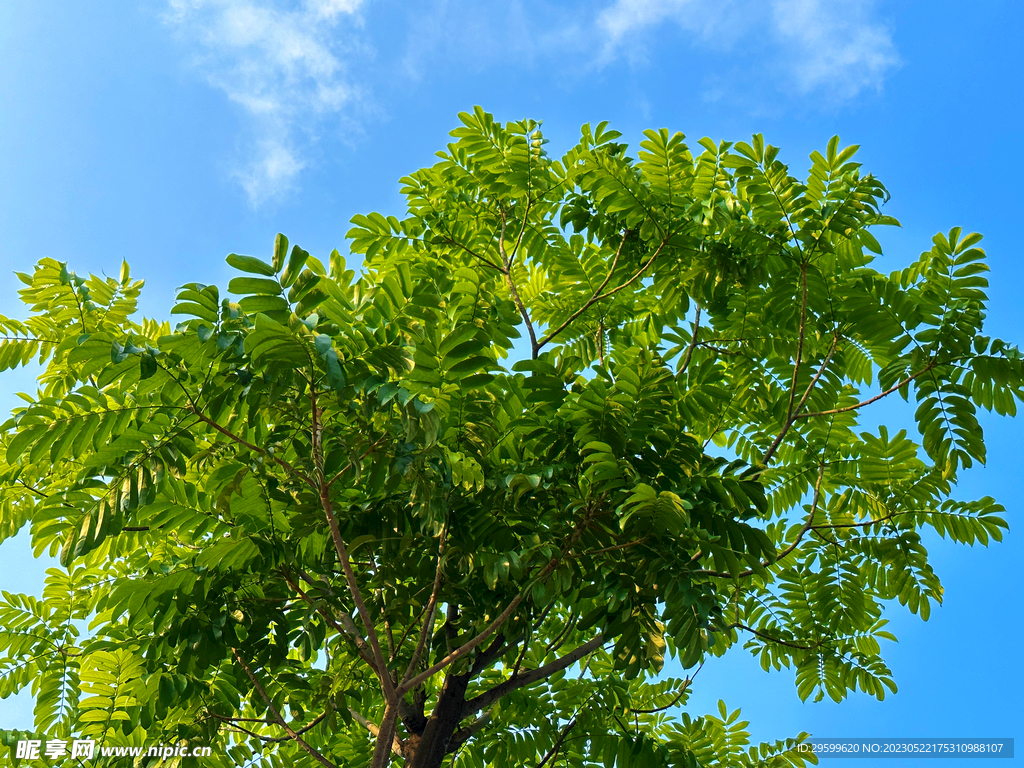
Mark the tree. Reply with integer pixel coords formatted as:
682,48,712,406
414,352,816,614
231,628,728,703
0,107,1018,768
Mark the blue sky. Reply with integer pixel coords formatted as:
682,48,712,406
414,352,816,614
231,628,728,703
0,0,1021,763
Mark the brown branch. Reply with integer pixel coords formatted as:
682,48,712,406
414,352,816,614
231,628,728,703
537,716,579,768
283,571,379,672
470,632,519,677
392,597,431,664
402,509,596,694
809,508,907,531
209,714,271,724
264,712,330,744
349,707,405,758
369,703,401,768
462,634,605,719
796,361,938,420
628,665,701,714
400,527,447,687
16,480,48,498
536,229,645,353
502,200,532,267
326,435,388,490
511,632,531,679
219,721,267,742
440,235,503,272
400,506,597,695
212,711,331,745
449,710,494,751
694,458,826,579
570,538,649,559
542,614,576,657
191,408,312,488
729,623,823,651
762,335,839,466
498,208,540,355
786,262,809,420
231,648,338,768
398,593,527,695
310,384,397,705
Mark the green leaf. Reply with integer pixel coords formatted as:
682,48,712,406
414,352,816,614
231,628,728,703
273,233,289,271
228,277,283,296
280,245,310,288
226,253,276,276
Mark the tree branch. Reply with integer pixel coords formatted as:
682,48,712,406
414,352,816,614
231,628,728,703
310,383,398,705
400,527,447,687
536,715,579,768
231,648,338,768
283,570,379,673
449,710,494,751
796,361,938,420
398,593,526,696
399,506,597,695
785,262,809,421
211,710,332,745
694,458,826,578
498,208,540,355
190,408,313,488
627,665,701,714
729,623,823,651
762,334,839,466
462,634,605,719
349,707,405,758
536,229,641,353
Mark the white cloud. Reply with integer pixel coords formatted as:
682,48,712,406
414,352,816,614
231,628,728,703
772,0,899,99
164,0,367,205
597,0,754,58
595,0,898,101
398,0,551,82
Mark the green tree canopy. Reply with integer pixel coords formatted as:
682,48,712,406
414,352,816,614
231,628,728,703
0,108,1018,768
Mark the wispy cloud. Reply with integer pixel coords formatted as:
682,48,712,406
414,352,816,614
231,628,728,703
164,0,368,205
771,0,899,99
595,0,898,101
397,1,584,82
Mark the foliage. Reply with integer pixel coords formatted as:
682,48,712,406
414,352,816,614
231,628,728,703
0,108,1018,767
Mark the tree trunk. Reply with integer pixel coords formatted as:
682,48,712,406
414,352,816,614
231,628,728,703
406,673,469,768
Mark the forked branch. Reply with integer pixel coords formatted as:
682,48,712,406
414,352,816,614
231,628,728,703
796,361,937,420
537,229,658,355
310,383,398,705
231,648,338,768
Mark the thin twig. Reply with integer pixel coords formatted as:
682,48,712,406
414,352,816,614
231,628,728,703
283,571,378,672
694,458,826,579
762,335,839,466
499,208,540,354
400,526,447,687
536,229,645,353
399,506,597,694
730,623,824,651
310,383,397,705
231,648,337,768
628,661,703,714
796,362,937,420
786,262,809,420
349,708,405,758
462,635,606,719
191,409,312,488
